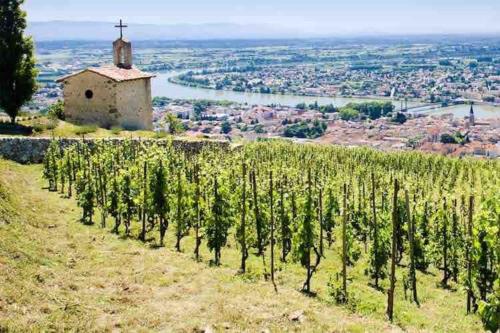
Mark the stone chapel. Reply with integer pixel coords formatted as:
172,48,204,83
57,20,155,130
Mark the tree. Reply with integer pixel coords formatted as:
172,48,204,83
164,113,185,134
339,108,359,121
0,0,38,123
193,100,209,120
296,103,307,110
221,121,232,134
283,121,326,139
440,133,458,144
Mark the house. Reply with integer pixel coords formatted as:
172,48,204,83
56,21,155,130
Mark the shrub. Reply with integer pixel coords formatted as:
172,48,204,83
478,288,499,333
327,276,347,304
154,130,168,139
46,119,59,130
32,121,47,133
47,100,65,120
320,104,337,113
392,112,407,124
0,122,33,135
254,124,266,134
74,124,98,135
110,126,123,135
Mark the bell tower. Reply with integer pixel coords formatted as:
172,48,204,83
113,20,132,69
469,103,475,127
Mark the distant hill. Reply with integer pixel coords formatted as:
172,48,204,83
27,21,309,41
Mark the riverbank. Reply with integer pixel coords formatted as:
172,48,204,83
168,76,404,103
158,71,421,107
153,71,500,119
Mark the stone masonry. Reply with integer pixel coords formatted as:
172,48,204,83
0,137,232,164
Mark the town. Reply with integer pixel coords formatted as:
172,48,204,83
19,37,498,157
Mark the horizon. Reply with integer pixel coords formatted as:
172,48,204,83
27,20,500,38
24,0,500,35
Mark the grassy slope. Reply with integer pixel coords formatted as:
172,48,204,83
0,160,484,332
0,117,211,141
3,117,159,139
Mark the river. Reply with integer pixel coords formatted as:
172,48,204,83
152,71,500,119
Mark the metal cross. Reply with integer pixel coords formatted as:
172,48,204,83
115,19,128,39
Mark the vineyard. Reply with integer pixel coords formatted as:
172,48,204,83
42,139,499,331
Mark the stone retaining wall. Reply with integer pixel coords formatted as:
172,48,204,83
0,137,232,164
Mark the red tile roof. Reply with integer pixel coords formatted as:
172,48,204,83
57,65,155,83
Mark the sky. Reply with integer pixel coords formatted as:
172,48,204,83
24,0,500,35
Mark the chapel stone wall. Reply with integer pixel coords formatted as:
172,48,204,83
62,71,120,128
115,79,153,130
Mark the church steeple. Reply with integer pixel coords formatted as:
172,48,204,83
469,103,475,126
113,19,133,69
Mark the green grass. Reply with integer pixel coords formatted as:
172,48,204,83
74,124,98,135
0,160,486,332
1,116,224,142
110,126,123,135
0,116,160,139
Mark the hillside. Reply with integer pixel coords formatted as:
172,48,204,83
0,168,16,225
0,157,488,332
0,159,398,332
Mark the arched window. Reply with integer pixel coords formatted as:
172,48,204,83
85,90,94,99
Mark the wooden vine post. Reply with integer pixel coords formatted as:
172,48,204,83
140,161,148,241
239,163,248,272
342,183,348,302
466,195,474,314
269,170,277,291
405,189,419,305
194,164,201,261
387,178,399,322
371,172,379,288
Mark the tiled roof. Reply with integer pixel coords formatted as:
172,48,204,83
56,65,155,83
